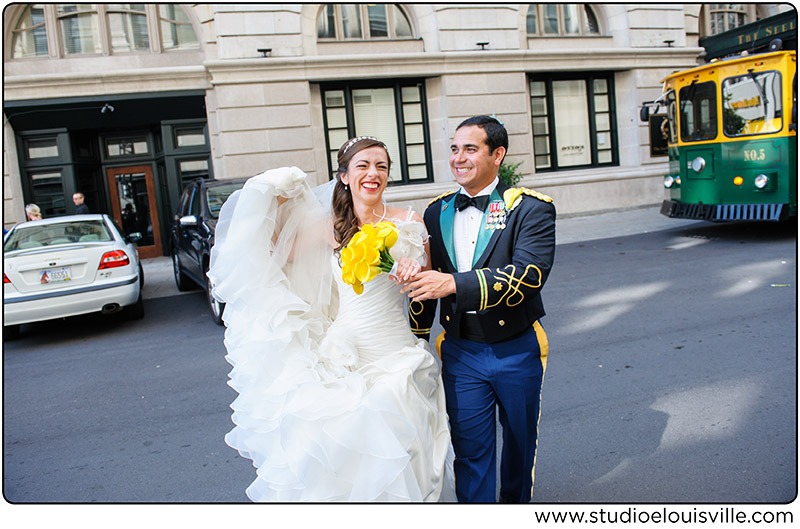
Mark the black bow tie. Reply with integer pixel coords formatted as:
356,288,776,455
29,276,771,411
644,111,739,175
454,193,489,212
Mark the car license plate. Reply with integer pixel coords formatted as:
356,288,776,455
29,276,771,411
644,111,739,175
40,266,71,284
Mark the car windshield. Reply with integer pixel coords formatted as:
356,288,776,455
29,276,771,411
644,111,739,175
206,183,244,218
4,220,113,252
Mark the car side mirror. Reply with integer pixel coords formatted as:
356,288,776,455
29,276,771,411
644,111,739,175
127,232,143,243
179,215,198,227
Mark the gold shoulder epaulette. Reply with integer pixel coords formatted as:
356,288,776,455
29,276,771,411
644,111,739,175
428,190,456,207
503,187,554,211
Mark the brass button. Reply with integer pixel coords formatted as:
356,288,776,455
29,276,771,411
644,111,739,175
437,267,442,272
446,315,450,321
498,320,505,326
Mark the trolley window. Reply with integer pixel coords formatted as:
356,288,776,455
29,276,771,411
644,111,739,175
722,70,782,137
680,81,717,142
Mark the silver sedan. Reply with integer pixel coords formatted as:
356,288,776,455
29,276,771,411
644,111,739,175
3,214,144,338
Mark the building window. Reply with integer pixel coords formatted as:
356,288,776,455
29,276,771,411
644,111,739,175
17,131,73,217
529,73,617,171
9,3,199,59
317,4,413,40
106,4,150,53
10,4,48,58
158,4,199,50
527,4,600,36
703,4,757,36
322,80,432,185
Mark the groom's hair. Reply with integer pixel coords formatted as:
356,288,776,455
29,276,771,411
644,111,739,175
456,115,508,157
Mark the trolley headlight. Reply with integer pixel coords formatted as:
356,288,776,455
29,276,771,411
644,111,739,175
664,175,675,188
691,157,706,173
754,174,769,189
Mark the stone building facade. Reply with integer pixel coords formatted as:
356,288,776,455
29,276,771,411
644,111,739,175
3,4,792,254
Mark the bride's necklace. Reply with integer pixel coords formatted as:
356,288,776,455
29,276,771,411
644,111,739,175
372,202,388,222
359,202,388,225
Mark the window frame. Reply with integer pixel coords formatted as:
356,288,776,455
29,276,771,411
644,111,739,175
702,4,758,37
320,79,433,186
526,4,601,36
722,70,783,138
9,4,199,60
528,72,619,173
317,4,415,41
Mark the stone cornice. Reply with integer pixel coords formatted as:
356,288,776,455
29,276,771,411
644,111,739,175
3,65,210,101
3,48,702,99
203,47,704,84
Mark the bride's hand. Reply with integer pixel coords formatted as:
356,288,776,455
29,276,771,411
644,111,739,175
392,257,421,284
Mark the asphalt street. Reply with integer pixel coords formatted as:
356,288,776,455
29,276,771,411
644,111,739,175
2,206,797,504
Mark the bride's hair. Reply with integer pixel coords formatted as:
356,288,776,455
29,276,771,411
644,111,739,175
332,137,392,252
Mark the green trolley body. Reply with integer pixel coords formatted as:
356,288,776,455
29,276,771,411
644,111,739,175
646,49,797,222
664,135,797,221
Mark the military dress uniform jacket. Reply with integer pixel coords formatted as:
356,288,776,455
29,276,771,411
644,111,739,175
411,180,556,344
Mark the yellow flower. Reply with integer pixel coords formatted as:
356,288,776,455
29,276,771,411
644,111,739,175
340,221,400,295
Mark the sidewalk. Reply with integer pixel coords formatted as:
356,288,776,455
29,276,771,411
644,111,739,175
141,205,703,300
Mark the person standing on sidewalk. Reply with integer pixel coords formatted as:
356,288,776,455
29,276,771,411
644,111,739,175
73,192,89,214
402,115,556,503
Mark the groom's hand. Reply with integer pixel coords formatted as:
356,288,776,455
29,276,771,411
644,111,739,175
401,270,456,301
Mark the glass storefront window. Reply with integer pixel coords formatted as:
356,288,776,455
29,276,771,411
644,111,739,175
322,81,432,184
31,171,67,216
530,74,617,171
106,137,149,157
553,80,591,167
175,127,206,147
26,138,59,160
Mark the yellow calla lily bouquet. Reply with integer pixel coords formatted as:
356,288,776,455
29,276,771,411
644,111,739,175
340,221,399,295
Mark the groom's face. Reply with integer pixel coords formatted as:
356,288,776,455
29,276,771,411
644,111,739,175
450,125,505,196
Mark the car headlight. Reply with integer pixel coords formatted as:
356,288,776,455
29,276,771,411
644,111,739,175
691,157,706,173
754,174,769,189
664,175,675,188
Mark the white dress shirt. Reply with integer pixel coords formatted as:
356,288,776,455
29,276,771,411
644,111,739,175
453,177,498,273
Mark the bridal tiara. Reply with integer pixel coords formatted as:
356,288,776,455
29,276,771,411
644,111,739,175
343,136,386,154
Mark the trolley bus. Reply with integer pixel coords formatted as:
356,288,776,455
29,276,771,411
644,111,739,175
642,47,796,222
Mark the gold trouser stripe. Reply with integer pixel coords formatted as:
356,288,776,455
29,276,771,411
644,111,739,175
530,320,549,498
435,331,446,359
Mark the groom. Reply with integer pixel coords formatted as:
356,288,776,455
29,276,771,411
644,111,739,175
403,115,556,503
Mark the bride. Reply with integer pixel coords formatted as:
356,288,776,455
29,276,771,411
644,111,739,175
208,136,454,502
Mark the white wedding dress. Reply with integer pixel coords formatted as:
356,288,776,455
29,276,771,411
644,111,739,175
208,167,453,502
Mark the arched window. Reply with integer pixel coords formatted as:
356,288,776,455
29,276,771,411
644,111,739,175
317,4,413,40
11,4,49,58
701,4,759,36
527,4,600,36
158,4,199,50
9,3,199,59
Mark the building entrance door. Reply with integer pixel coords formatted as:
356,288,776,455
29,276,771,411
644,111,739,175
106,165,163,259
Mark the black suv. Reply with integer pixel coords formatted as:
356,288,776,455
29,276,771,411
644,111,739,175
170,177,246,324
